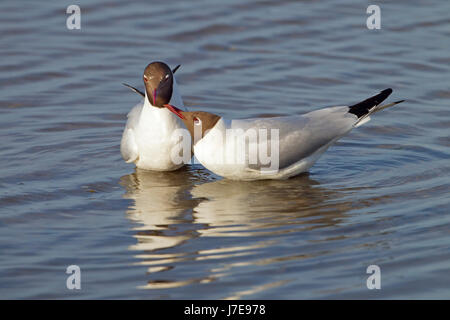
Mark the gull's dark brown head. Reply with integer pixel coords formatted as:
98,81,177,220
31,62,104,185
143,61,174,107
164,106,221,144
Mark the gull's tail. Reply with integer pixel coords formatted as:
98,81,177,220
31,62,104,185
348,88,405,127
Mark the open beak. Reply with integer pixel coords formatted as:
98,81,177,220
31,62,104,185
164,104,185,119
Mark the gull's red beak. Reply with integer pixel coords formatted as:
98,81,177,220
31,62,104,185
164,104,185,120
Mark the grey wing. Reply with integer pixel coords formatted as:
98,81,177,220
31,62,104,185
235,106,358,170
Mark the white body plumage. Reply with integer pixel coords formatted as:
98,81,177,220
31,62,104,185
120,79,186,171
193,106,361,180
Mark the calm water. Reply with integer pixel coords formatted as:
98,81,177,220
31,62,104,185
1,0,449,299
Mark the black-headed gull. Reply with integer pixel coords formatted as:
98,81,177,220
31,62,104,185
120,61,188,171
165,89,404,180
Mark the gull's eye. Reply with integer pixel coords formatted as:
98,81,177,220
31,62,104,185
193,117,201,126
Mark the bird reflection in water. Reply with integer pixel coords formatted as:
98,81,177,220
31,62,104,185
121,168,353,292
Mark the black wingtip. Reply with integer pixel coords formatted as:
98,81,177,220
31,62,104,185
348,88,393,118
383,88,393,95
122,83,145,97
172,64,181,74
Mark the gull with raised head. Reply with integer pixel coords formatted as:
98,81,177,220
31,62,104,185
120,61,188,171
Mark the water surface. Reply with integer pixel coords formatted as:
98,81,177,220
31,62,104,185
0,0,449,299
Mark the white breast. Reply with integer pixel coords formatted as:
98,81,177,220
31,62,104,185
120,79,187,171
194,118,240,176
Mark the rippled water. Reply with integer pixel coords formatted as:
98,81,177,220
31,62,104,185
1,0,449,299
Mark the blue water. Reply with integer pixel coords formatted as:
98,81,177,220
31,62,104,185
0,0,449,299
